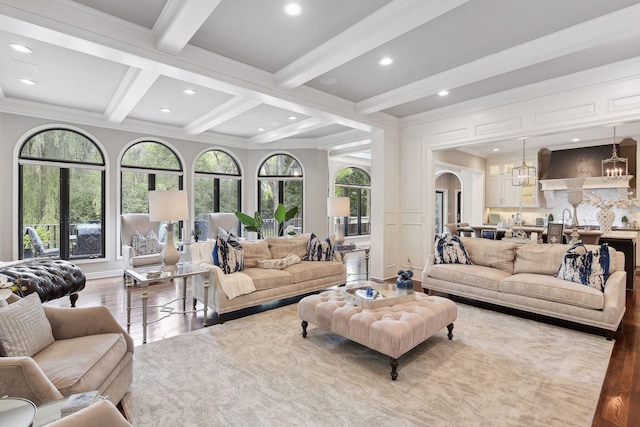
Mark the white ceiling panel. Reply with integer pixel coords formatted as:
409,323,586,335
72,0,166,29
127,76,234,127
210,104,310,138
190,0,391,72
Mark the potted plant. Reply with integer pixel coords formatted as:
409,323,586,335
23,233,34,258
235,210,264,239
621,215,629,227
191,229,202,242
274,204,299,236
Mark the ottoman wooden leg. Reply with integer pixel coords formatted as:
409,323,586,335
447,323,454,340
301,320,308,338
390,357,399,381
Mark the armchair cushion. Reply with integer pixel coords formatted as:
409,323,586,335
0,293,54,357
34,333,128,397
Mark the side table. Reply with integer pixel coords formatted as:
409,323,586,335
334,245,370,280
124,262,210,343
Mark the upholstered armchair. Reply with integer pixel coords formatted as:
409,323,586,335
208,212,240,239
120,213,165,268
0,294,134,406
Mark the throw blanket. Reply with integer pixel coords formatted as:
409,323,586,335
215,269,255,300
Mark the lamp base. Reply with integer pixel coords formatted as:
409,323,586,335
334,218,344,245
160,222,180,272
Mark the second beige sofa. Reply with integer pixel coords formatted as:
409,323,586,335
190,233,346,321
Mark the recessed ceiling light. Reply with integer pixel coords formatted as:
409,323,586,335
492,148,500,152
10,43,32,54
18,78,37,85
182,89,195,95
283,2,303,16
378,57,393,66
288,115,297,120
160,107,172,113
438,90,449,96
257,127,265,132
572,138,580,142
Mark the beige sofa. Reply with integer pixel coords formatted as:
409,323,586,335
422,238,626,339
190,233,347,322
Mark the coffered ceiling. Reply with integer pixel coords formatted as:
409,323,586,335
1,0,639,156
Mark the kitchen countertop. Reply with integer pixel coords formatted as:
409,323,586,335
469,225,637,242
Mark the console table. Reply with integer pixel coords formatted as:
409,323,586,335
335,245,370,280
124,263,209,343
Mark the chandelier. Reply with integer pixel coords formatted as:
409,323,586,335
512,138,536,187
602,126,628,180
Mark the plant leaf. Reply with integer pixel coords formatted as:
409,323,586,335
284,206,298,221
235,211,255,226
274,204,285,222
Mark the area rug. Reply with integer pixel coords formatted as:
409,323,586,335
122,302,613,427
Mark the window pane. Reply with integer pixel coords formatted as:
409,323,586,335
259,180,277,237
336,167,370,186
155,174,180,191
283,181,303,233
195,150,239,175
194,176,215,219
22,164,60,256
121,141,181,170
70,168,103,258
259,154,302,177
21,129,103,164
219,178,239,212
121,172,150,214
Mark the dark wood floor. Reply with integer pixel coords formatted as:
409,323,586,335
45,254,639,427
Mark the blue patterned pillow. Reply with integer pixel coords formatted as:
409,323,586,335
556,242,609,291
212,227,234,266
434,235,472,265
215,230,244,274
307,233,334,261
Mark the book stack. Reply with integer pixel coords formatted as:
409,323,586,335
60,391,102,417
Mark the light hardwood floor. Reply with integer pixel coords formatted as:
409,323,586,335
44,254,638,427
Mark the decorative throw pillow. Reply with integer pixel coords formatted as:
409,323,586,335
434,235,473,265
307,233,334,261
0,293,55,357
257,253,302,269
131,230,161,255
216,231,244,274
556,243,610,291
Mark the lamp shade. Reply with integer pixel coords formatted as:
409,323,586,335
327,197,349,217
148,190,189,222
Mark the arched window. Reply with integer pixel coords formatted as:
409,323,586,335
335,167,371,237
194,149,241,237
19,128,106,260
258,153,303,236
120,141,184,244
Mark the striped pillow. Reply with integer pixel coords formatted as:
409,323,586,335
0,293,55,357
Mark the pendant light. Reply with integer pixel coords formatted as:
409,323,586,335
512,138,536,187
602,126,628,180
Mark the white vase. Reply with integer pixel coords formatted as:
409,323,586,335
596,209,615,234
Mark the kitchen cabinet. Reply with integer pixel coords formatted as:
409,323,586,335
486,161,538,207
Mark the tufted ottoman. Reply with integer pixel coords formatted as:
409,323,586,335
0,259,86,306
298,284,457,380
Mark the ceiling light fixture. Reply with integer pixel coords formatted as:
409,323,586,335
438,90,449,96
378,57,393,66
512,138,536,187
602,126,628,180
182,89,195,95
257,127,265,131
283,2,303,16
10,43,32,54
572,138,580,142
160,107,172,113
492,148,500,152
18,78,37,85
288,115,297,120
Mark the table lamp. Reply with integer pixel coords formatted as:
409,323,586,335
327,197,350,245
149,190,189,272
